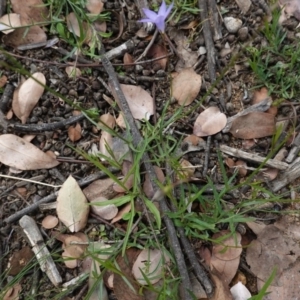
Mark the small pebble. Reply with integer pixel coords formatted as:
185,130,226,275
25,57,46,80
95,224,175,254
238,27,248,41
224,17,243,34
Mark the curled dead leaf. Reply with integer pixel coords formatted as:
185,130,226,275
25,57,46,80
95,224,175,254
65,66,82,78
171,68,202,106
0,14,21,34
66,12,92,44
86,0,104,14
210,231,242,286
68,123,82,142
12,72,46,124
90,197,118,220
120,84,154,120
42,215,59,229
132,248,171,285
3,25,46,48
193,106,227,137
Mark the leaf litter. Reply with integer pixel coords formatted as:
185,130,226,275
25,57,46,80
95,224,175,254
3,0,300,299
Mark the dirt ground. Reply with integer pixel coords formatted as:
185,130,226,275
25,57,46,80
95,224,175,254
1,0,300,299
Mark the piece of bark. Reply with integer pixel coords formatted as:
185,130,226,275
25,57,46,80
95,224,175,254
285,133,300,163
220,145,289,171
270,158,300,192
19,215,62,286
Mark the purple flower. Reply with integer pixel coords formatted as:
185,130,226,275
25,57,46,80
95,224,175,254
139,0,174,33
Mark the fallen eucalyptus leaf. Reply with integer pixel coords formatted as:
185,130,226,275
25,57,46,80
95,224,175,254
0,134,59,170
57,175,89,232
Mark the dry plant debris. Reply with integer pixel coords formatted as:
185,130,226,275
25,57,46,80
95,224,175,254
2,0,300,299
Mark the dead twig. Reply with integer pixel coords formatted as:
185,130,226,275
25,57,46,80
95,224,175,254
198,0,217,83
9,113,85,133
220,145,289,170
97,36,194,300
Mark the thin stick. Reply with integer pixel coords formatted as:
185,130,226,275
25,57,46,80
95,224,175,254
97,36,194,300
0,174,61,188
9,113,85,133
198,0,217,83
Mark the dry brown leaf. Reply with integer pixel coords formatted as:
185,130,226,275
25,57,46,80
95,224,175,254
171,68,201,106
56,175,89,232
0,14,21,34
3,283,22,300
246,224,300,286
113,248,144,300
235,0,251,13
99,113,115,130
132,248,170,285
86,0,104,14
193,106,227,137
113,160,134,193
42,215,59,229
210,274,233,300
0,134,59,170
279,0,300,21
63,233,88,259
0,75,7,88
99,131,113,159
68,123,82,142
147,44,168,70
111,202,131,224
235,160,247,177
90,197,118,220
62,251,78,269
230,112,275,139
12,72,46,124
143,166,165,199
120,84,154,120
168,28,198,71
123,53,134,71
65,66,82,78
99,113,115,159
8,246,34,276
66,12,92,44
252,87,277,116
257,148,287,181
116,112,126,129
11,0,49,25
83,178,118,201
257,259,300,300
210,231,242,286
3,25,46,48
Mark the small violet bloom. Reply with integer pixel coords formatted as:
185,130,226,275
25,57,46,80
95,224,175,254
139,0,174,33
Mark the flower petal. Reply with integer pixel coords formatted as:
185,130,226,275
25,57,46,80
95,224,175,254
142,8,158,21
155,15,166,32
165,1,174,18
158,0,167,16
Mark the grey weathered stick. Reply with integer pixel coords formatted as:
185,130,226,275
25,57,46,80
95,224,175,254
285,133,300,163
10,114,85,133
19,215,62,286
270,158,300,192
97,37,194,300
222,97,272,133
198,0,217,82
220,145,289,170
